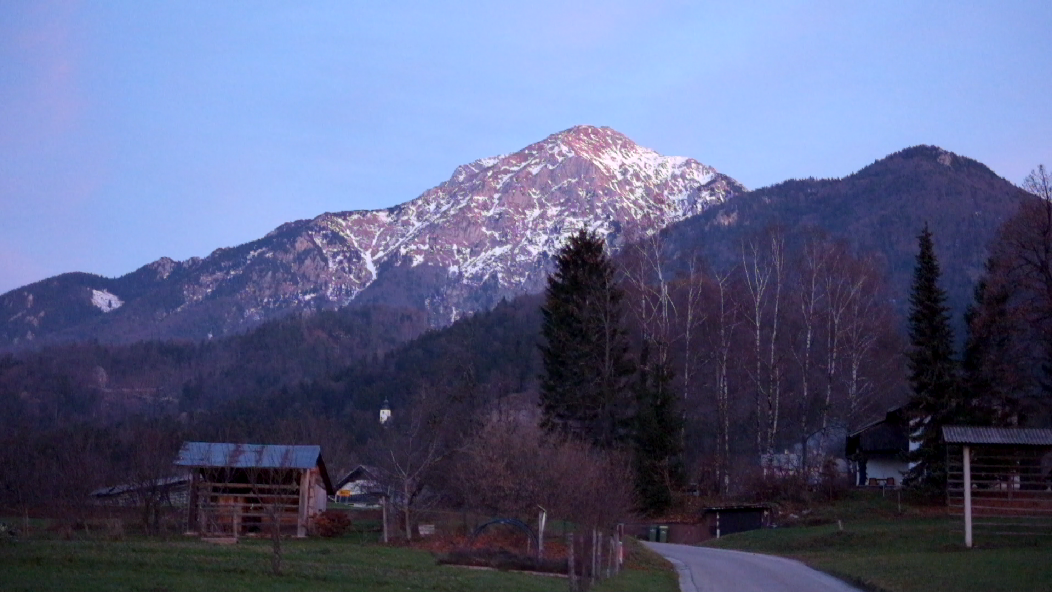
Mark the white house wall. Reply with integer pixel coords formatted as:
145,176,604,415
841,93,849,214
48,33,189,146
866,458,907,482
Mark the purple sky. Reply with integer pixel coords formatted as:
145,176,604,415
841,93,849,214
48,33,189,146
2,1,1050,294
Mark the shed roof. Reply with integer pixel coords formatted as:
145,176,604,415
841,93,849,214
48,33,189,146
702,505,769,513
942,426,1052,446
174,442,322,469
90,475,190,498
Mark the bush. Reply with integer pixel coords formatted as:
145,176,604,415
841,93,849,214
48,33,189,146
314,510,352,537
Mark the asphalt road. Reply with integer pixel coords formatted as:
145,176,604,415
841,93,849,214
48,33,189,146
644,542,861,592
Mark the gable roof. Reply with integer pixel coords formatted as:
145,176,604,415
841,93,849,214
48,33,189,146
942,426,1052,446
174,442,334,494
175,442,323,469
335,465,382,490
847,406,908,456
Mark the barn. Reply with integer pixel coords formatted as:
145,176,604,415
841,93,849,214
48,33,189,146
175,442,334,538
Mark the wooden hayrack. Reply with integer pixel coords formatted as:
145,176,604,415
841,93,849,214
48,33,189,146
943,426,1052,548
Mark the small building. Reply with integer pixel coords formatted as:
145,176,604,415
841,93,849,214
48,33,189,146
333,465,386,507
702,505,770,539
846,407,910,487
90,475,191,507
174,442,334,538
623,505,769,545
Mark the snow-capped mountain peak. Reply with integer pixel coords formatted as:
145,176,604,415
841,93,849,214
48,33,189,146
285,125,742,322
0,126,744,346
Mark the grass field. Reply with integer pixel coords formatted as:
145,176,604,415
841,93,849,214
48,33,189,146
706,492,1052,592
0,523,677,592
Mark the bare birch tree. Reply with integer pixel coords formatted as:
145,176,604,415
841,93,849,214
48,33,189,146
708,270,739,492
740,230,787,455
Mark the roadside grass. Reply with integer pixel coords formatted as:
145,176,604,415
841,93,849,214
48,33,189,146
592,536,678,592
706,499,1052,592
0,522,678,592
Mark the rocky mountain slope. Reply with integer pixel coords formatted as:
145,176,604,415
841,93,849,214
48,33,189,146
0,125,742,350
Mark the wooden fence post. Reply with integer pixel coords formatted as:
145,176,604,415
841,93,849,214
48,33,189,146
593,527,599,585
595,528,603,583
963,445,972,548
537,508,547,559
567,532,576,592
381,496,389,544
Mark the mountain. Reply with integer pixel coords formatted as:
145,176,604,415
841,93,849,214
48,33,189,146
0,126,743,350
660,145,1031,326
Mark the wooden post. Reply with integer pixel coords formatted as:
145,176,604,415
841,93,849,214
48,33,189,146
186,471,199,534
297,470,310,538
567,532,576,592
381,496,389,544
595,528,602,583
537,508,547,559
963,445,973,548
591,528,598,585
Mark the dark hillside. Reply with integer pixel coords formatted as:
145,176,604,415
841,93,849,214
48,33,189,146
663,145,1030,327
0,304,429,432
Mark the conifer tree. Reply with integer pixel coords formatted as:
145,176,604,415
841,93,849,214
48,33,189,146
633,339,684,515
539,230,635,448
905,224,958,492
959,270,1018,426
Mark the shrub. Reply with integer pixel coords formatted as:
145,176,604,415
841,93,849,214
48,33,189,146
314,510,352,537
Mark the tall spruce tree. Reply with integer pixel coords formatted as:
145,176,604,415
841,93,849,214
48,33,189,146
905,224,959,492
633,339,684,515
960,270,1018,426
539,230,635,448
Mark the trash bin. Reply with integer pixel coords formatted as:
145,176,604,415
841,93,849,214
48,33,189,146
658,525,669,543
648,525,659,542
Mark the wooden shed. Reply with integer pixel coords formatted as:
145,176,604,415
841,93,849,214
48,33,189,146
174,442,334,538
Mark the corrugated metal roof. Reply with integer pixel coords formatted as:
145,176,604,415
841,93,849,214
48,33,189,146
942,426,1052,446
174,442,322,469
90,475,190,498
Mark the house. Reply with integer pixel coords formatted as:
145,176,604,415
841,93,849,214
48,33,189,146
174,442,334,538
846,407,911,487
333,465,386,507
90,475,191,507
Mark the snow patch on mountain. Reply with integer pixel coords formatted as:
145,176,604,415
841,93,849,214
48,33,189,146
91,289,123,313
121,125,745,331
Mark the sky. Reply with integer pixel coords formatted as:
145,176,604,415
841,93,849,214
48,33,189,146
2,1,1051,294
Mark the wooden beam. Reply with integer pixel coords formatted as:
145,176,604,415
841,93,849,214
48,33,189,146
964,444,972,548
297,469,309,538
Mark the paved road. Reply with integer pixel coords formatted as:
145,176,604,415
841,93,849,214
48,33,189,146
644,542,861,592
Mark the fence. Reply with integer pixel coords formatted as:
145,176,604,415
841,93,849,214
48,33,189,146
342,505,625,590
